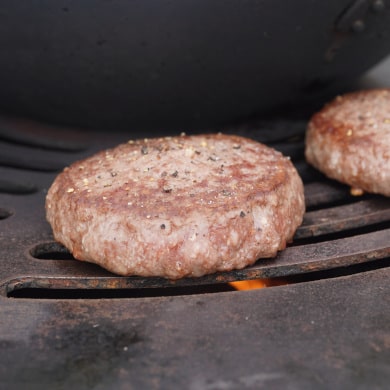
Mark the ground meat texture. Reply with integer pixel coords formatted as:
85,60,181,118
305,89,390,197
46,133,305,279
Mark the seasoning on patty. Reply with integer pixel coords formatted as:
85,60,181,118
46,133,305,279
305,89,390,197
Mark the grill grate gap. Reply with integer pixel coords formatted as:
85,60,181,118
0,208,12,220
7,283,235,299
30,242,76,260
6,258,389,299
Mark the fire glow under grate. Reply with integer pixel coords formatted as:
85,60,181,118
0,115,389,390
0,116,389,297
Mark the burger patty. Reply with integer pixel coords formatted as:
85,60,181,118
305,89,390,197
46,133,305,279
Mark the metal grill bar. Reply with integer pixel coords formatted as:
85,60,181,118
0,117,389,296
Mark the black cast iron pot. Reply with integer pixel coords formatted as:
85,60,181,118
0,0,389,131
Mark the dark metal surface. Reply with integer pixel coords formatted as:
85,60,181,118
0,268,389,389
0,1,390,130
0,116,389,389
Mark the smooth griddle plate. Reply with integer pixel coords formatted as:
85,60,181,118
0,116,389,295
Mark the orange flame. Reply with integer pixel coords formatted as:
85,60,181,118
229,278,288,290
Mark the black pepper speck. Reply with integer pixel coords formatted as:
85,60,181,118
141,146,149,155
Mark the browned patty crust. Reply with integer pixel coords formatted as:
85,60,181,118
305,89,390,196
46,133,305,279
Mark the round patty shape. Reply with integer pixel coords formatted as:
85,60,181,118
305,89,390,196
46,133,305,279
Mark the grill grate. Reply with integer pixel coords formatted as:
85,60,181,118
0,116,389,297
